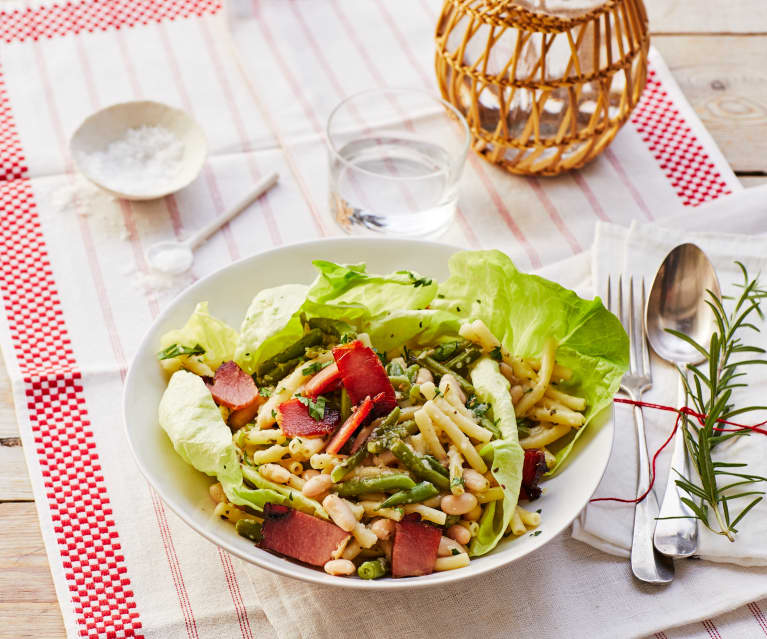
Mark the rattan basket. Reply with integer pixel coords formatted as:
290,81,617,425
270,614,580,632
435,0,650,176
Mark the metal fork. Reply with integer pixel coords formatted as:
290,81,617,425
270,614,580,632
608,276,674,584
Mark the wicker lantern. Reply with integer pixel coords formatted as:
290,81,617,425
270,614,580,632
435,0,650,176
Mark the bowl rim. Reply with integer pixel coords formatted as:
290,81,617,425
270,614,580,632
70,99,208,201
123,236,614,589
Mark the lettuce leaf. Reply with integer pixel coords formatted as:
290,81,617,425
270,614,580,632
159,302,238,372
469,359,524,556
158,370,282,510
433,250,628,473
234,284,309,375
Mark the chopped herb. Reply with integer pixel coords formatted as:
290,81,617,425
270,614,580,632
419,321,423,329
530,530,542,537
157,343,205,360
456,306,461,312
297,395,327,421
489,346,503,362
535,509,542,514
302,361,330,376
451,548,460,556
259,387,273,398
375,349,388,366
340,333,355,344
288,492,293,501
399,270,433,288
437,294,445,299
271,409,277,419
450,477,464,488
476,299,481,304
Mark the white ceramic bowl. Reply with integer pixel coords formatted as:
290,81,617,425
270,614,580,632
123,238,613,589
70,100,207,200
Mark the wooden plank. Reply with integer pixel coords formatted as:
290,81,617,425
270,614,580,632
0,346,19,439
0,503,66,638
653,35,767,173
645,0,767,34
0,444,34,501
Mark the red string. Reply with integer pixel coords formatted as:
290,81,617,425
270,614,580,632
588,398,767,504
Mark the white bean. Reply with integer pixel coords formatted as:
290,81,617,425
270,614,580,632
415,367,434,385
209,482,226,504
447,524,472,545
258,463,291,484
463,504,483,521
462,468,489,493
322,494,357,532
438,536,467,557
510,384,524,405
302,469,320,481
441,492,478,516
323,559,356,576
369,518,395,540
302,474,334,499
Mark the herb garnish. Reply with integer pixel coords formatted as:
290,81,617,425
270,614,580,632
489,345,503,362
399,270,433,288
157,343,205,360
302,361,330,376
297,394,327,421
669,263,767,540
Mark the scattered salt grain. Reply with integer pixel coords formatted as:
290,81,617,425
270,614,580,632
76,125,184,195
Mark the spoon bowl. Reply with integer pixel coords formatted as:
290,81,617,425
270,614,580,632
646,243,721,366
645,242,720,559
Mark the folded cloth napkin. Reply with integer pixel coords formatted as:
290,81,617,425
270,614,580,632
573,185,767,565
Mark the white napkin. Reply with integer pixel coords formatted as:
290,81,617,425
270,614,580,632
573,185,767,565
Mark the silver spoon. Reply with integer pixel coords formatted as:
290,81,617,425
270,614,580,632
147,171,279,275
645,243,721,558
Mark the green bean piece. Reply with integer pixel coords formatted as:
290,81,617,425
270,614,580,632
259,356,302,385
423,454,450,477
388,375,411,392
330,446,367,483
379,481,439,508
444,346,482,371
388,438,450,491
357,557,388,580
430,340,463,362
407,385,422,403
242,464,328,519
335,474,416,497
307,317,352,338
367,419,419,454
386,360,405,377
366,408,403,453
340,388,352,422
481,417,501,440
235,518,263,542
418,354,475,395
405,364,419,384
255,329,324,378
444,514,461,528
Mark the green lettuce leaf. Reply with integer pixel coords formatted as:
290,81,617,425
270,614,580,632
158,370,281,510
234,284,309,375
469,358,524,556
433,250,628,473
159,302,238,371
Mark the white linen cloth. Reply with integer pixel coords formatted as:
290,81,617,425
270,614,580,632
0,0,766,637
573,186,767,565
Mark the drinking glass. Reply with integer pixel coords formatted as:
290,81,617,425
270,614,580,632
326,89,469,237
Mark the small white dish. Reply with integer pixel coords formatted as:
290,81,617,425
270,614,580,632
70,100,207,201
123,238,614,589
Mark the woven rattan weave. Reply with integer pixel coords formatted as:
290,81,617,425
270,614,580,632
435,0,650,175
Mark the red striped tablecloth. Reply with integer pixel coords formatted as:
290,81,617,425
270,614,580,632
0,1,763,637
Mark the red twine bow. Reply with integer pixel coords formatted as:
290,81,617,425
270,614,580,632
589,398,767,504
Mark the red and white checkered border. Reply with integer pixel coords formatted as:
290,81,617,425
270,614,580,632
631,66,733,207
0,0,221,43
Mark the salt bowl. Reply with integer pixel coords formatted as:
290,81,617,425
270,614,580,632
70,101,207,201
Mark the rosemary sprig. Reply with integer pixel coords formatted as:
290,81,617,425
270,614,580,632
667,262,767,541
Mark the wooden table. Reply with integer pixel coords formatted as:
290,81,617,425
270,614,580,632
2,2,766,637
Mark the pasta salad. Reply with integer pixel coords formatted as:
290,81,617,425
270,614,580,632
156,250,628,579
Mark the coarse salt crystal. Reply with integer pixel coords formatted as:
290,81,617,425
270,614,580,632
76,125,185,195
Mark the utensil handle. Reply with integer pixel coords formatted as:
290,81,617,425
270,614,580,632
653,371,698,558
187,172,279,250
630,400,674,583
